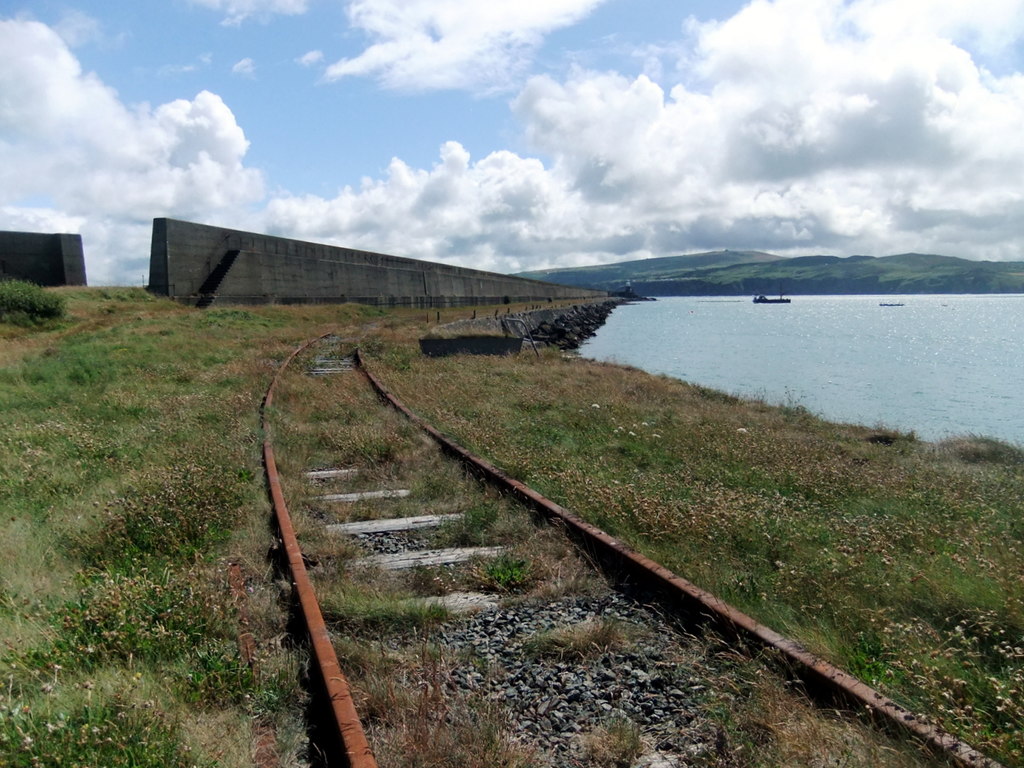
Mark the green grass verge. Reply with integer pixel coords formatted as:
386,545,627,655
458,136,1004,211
0,289,380,767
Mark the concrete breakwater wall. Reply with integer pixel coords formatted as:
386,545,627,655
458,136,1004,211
0,231,87,286
434,299,622,350
148,218,605,308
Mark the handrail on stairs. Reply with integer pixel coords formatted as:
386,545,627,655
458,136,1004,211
501,316,540,358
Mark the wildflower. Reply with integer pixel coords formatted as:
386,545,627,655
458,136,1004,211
591,403,600,409
736,428,749,434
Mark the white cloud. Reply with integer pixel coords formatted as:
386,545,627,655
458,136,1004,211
296,49,324,67
0,19,264,284
847,0,1024,57
160,53,213,77
5,2,1024,287
0,206,86,237
502,0,1024,261
263,140,601,272
268,0,1024,270
53,10,103,48
188,0,310,25
232,57,256,76
324,0,610,91
161,63,201,76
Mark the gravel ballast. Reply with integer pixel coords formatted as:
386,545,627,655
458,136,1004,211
427,592,719,766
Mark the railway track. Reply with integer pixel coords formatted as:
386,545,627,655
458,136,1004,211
261,334,1003,768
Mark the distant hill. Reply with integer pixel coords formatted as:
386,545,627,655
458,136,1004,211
517,251,1024,296
517,250,781,288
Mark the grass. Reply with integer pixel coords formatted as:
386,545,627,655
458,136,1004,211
31,567,229,669
471,554,534,593
367,334,1024,766
365,672,537,768
0,279,66,325
5,288,1015,765
318,586,451,633
0,287,383,767
331,636,539,767
420,326,509,339
268,312,961,766
704,646,935,768
0,695,210,768
523,618,636,661
581,717,645,767
74,451,251,569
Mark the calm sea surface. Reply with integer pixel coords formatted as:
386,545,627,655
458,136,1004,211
579,295,1024,445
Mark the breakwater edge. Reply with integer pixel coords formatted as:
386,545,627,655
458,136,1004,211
431,299,624,351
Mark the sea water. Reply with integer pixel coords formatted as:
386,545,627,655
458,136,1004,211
578,295,1024,445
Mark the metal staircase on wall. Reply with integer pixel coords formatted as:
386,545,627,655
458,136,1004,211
195,248,240,308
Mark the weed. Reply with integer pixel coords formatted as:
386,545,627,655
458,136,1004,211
432,498,535,549
364,655,536,768
846,631,891,686
75,454,250,568
29,567,230,670
0,696,208,768
523,618,634,661
405,566,462,596
934,435,1024,465
0,280,65,325
704,650,933,768
322,421,411,466
581,717,645,768
472,554,533,593
198,308,279,328
433,502,500,547
178,645,257,707
319,586,449,634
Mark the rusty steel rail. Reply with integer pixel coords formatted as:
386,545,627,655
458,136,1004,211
353,349,1003,768
262,337,378,768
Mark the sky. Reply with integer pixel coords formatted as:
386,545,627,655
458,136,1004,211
2,1,1024,285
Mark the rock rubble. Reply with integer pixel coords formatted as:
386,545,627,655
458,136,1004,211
431,299,622,352
525,302,620,350
355,529,428,555
429,593,717,766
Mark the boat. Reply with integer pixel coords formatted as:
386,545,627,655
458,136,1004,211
879,302,904,307
753,294,791,304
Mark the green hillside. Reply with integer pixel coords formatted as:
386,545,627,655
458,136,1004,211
519,251,1024,296
517,250,782,288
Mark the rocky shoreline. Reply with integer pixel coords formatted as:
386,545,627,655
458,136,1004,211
430,298,624,353
523,300,621,350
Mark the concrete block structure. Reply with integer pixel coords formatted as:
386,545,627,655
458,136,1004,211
148,218,605,308
0,231,87,286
